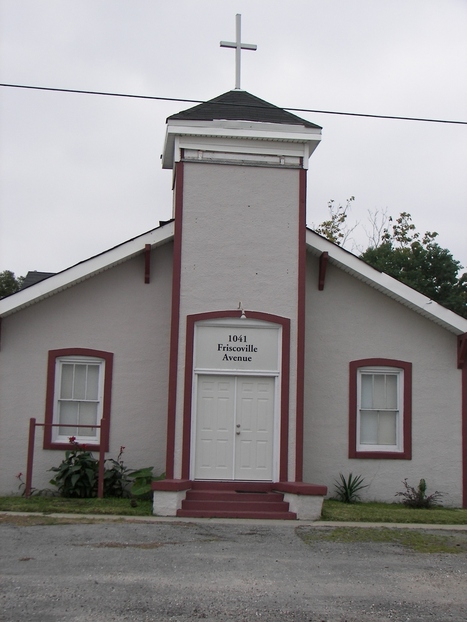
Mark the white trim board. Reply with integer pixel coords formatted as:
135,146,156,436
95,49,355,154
306,228,467,336
2,221,466,337
0,222,174,318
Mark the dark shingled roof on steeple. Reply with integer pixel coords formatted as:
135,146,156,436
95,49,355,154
167,90,321,130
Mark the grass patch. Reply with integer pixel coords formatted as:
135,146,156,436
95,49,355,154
0,496,153,516
298,526,467,554
321,499,467,525
0,514,123,527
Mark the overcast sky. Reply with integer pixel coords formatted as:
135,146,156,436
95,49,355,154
1,0,466,278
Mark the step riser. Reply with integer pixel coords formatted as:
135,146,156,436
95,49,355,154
177,509,296,520
181,501,290,512
190,481,274,492
185,491,284,503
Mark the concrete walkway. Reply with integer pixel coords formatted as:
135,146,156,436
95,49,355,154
2,510,467,530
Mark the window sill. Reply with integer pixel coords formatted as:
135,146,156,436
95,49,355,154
351,449,411,460
44,441,102,452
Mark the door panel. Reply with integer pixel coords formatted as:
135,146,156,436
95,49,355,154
194,375,275,481
194,376,235,479
235,377,274,480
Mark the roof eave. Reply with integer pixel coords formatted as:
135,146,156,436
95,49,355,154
306,229,467,336
0,222,175,318
162,120,322,169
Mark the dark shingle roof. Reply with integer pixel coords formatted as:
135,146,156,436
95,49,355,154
20,271,56,290
167,90,321,130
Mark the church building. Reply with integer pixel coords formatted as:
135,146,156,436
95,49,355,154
1,25,466,518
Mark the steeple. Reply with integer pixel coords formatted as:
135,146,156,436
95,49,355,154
162,90,321,170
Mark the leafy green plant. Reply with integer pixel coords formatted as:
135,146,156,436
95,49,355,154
334,472,368,503
49,437,99,498
395,478,444,508
128,467,157,499
16,472,53,497
103,446,133,498
48,438,163,499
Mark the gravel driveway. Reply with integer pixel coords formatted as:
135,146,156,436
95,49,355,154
1,515,466,622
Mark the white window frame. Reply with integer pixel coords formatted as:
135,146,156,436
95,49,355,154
52,355,105,444
356,366,403,453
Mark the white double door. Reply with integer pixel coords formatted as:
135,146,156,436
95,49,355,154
194,375,275,481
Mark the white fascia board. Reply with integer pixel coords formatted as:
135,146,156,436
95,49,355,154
0,223,175,318
178,135,308,158
306,229,467,335
162,120,321,169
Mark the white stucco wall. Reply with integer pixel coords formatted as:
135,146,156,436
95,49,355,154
0,243,173,495
173,162,301,480
303,253,463,506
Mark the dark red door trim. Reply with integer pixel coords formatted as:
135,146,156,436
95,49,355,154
165,160,184,479
181,310,291,481
459,334,467,508
295,167,307,482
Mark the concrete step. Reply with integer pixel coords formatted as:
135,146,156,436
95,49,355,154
181,499,290,513
185,490,284,503
177,484,297,520
176,508,297,520
190,481,275,492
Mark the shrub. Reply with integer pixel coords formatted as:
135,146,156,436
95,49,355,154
129,467,159,499
103,446,133,498
49,438,160,499
395,478,444,508
16,472,53,497
334,473,368,503
49,438,98,498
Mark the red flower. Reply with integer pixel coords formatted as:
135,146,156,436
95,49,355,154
120,446,125,453
16,472,23,479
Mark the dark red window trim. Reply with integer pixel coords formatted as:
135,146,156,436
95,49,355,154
181,311,290,482
43,348,113,451
349,358,412,460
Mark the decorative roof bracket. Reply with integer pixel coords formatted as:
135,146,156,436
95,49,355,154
318,251,329,291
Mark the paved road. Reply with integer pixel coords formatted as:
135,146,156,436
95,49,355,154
1,516,466,622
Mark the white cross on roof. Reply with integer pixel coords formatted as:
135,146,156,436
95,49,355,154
220,14,257,90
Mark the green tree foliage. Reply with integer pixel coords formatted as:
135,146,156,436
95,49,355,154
0,270,24,299
361,212,467,318
315,196,356,246
316,205,467,319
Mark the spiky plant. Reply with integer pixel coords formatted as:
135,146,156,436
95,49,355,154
334,473,368,503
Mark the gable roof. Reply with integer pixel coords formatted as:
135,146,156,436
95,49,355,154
167,90,321,130
1,219,466,336
306,228,467,335
0,221,174,318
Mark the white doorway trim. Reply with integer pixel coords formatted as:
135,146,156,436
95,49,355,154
191,372,280,481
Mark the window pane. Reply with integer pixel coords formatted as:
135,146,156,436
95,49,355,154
86,365,100,400
60,364,74,399
79,402,98,437
360,411,378,444
378,411,397,445
360,374,373,409
58,401,78,436
73,365,87,399
385,375,398,409
372,375,386,408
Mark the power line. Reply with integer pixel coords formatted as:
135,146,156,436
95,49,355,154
1,82,466,126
